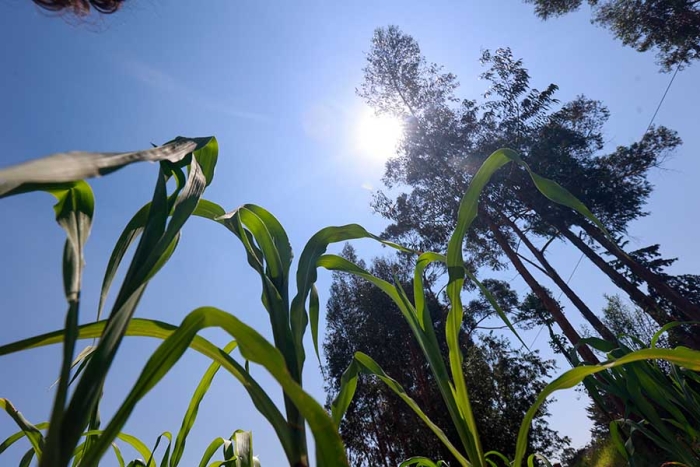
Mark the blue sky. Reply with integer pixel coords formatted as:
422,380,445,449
1,1,699,465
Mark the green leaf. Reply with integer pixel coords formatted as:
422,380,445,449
332,353,469,467
45,181,94,302
609,420,630,461
513,347,700,467
0,138,210,198
579,337,617,354
215,205,306,463
320,253,475,463
34,180,95,467
290,224,411,376
144,432,172,467
446,150,521,467
399,457,449,467
193,199,227,221
437,146,622,465
19,448,35,467
188,137,218,187
197,437,228,467
650,321,700,348
111,442,127,467
413,252,446,334
0,318,293,463
97,202,150,320
82,430,155,467
0,401,44,457
232,430,254,467
50,144,213,466
309,284,321,365
464,269,525,348
76,307,347,467
55,345,96,389
0,422,49,455
526,453,552,467
484,450,510,465
525,169,611,239
218,206,295,376
170,341,238,467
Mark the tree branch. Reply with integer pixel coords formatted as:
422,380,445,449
540,234,558,255
517,252,552,277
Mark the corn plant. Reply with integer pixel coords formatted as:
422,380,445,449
1,340,260,466
1,140,699,467
575,323,700,466
326,149,700,467
0,137,351,466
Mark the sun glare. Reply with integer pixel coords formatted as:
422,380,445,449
357,110,404,161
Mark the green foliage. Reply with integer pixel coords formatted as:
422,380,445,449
363,26,680,258
1,343,261,467
598,294,663,347
523,0,700,71
1,137,699,467
323,247,567,465
359,26,694,357
0,137,348,466
577,328,700,466
328,147,700,467
561,436,628,467
400,458,450,467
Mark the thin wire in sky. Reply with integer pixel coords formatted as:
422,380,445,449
643,63,681,137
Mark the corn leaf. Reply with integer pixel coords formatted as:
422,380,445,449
77,307,347,466
45,138,216,467
332,352,469,467
0,318,293,462
170,341,238,467
0,137,215,198
513,347,700,467
0,399,44,457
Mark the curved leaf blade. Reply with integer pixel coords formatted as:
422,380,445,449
0,138,208,198
0,318,293,463
78,307,347,467
513,347,700,467
170,341,238,467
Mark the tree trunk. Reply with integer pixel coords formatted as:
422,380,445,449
368,398,391,467
486,215,600,365
556,223,700,348
579,221,700,322
501,214,618,343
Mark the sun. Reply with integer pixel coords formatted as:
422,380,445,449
357,109,404,161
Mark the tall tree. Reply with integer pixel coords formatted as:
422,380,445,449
608,243,700,343
598,294,666,346
359,25,696,350
363,27,609,359
523,0,700,71
323,245,569,465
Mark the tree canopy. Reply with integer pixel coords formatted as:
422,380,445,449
363,26,679,257
360,26,699,356
523,0,700,71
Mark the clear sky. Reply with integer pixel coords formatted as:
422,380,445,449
1,1,699,465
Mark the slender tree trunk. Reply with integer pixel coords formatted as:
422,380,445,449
579,221,700,322
485,215,600,365
368,399,391,467
489,215,630,419
558,225,671,324
501,214,618,343
556,223,700,348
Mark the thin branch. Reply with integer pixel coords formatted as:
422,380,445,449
517,252,551,277
540,233,558,255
